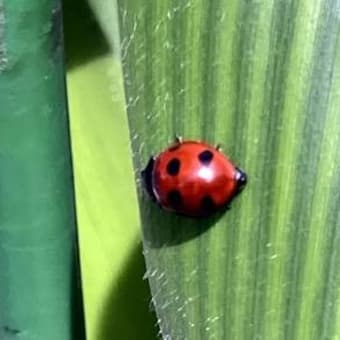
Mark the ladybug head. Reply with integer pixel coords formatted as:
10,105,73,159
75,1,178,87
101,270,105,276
235,167,247,194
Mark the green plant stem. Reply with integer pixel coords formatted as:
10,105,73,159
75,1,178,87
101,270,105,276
0,1,84,339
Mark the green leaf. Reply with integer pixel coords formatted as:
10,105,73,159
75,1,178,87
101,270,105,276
63,0,157,338
117,0,340,339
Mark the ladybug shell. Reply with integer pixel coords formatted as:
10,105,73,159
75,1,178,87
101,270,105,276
143,140,246,218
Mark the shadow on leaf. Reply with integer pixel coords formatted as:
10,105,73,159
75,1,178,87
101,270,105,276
98,244,158,340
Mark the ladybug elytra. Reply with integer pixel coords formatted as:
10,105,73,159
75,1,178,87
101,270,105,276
141,138,247,218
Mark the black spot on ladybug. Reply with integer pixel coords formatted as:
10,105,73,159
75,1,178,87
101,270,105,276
198,150,214,165
166,158,181,176
167,190,182,207
168,144,181,151
201,195,216,214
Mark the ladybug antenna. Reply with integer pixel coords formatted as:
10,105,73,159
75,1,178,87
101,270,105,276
215,143,222,151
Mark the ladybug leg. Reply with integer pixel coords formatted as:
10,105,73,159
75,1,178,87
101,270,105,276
174,135,183,144
215,143,222,151
141,157,157,201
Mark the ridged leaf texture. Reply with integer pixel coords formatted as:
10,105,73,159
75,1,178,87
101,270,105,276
117,0,340,339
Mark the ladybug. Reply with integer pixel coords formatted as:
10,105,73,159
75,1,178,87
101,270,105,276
141,138,247,218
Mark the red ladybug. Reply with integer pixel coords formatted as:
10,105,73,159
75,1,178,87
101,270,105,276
141,138,247,218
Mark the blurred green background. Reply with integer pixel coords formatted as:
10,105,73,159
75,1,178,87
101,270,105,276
62,1,157,339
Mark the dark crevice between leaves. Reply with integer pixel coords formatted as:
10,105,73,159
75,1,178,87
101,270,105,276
62,0,110,69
